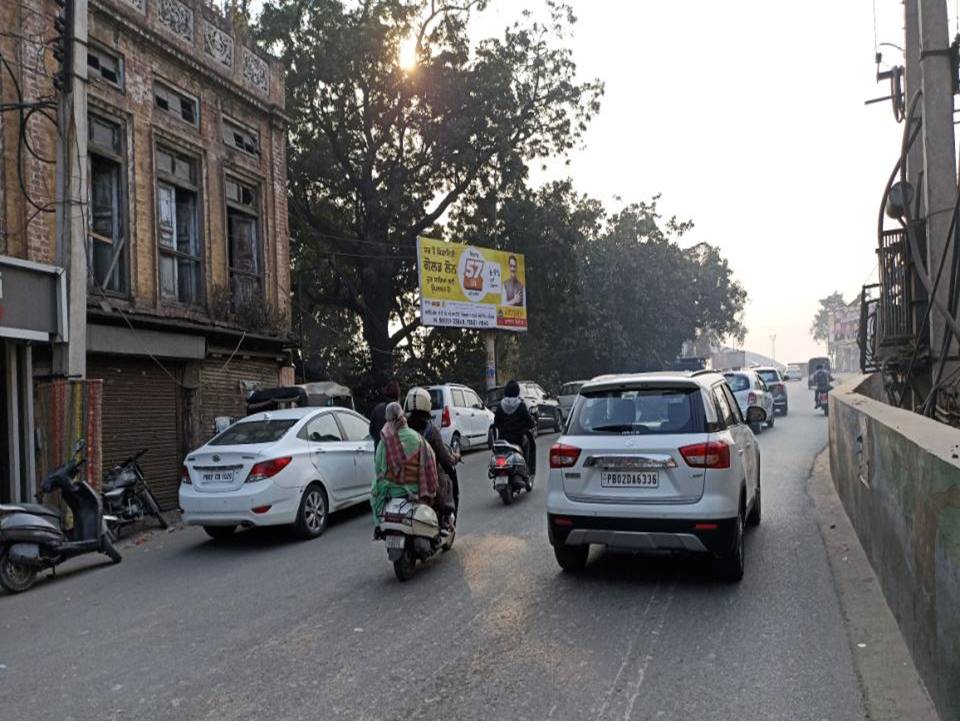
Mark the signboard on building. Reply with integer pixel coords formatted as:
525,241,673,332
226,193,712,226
416,237,528,332
0,256,67,342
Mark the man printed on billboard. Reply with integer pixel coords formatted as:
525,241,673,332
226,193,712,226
502,255,524,307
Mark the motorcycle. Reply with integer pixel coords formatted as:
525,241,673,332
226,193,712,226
817,390,830,416
375,498,455,581
488,438,534,505
0,440,121,594
101,449,168,538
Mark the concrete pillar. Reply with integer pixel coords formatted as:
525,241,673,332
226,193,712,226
917,0,958,387
484,332,497,391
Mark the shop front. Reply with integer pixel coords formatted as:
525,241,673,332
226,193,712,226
0,255,67,503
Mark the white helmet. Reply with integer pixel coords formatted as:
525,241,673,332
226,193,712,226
404,387,432,413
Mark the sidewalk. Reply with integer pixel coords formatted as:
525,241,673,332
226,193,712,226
807,450,940,721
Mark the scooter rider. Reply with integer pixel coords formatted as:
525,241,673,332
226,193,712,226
494,379,537,475
812,364,833,408
404,388,459,519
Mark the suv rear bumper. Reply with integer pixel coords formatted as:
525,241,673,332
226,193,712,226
547,513,737,555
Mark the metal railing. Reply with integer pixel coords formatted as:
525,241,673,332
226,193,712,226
859,284,880,373
877,225,923,346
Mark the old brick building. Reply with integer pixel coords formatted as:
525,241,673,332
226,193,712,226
1,0,293,507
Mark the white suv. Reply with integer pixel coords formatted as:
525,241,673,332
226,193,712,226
427,384,496,453
546,372,765,581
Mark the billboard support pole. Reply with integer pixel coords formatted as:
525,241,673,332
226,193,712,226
484,332,497,391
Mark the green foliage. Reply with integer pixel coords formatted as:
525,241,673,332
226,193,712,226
810,291,847,342
258,0,602,386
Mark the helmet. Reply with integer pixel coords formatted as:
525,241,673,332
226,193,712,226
404,387,432,413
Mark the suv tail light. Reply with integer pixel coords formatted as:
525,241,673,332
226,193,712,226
441,406,451,428
246,457,292,483
550,443,581,468
747,392,757,405
181,465,191,485
680,441,731,469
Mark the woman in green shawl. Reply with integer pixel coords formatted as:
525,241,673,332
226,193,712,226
371,402,438,521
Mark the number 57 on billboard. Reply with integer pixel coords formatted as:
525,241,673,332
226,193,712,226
416,237,528,332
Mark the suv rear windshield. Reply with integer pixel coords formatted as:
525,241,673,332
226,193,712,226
210,419,298,446
756,370,780,385
724,374,750,392
560,382,584,395
567,386,705,435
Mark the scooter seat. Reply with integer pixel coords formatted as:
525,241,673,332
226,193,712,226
10,503,60,520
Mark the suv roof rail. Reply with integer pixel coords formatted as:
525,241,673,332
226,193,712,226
690,369,716,377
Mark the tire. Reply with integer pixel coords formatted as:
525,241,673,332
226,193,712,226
554,545,588,573
442,528,456,552
499,487,514,505
747,467,761,528
204,525,237,541
822,405,829,417
393,547,416,581
144,487,169,530
294,484,328,540
750,421,762,434
553,413,562,433
0,547,37,593
781,403,789,417
101,534,122,564
766,414,775,429
451,433,462,455
716,508,745,582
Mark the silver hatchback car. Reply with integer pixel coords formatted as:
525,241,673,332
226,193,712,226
546,372,765,581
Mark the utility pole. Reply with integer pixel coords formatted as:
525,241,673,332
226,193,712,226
916,0,958,393
769,334,776,363
484,332,497,391
51,0,88,378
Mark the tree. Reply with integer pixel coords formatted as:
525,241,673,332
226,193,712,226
259,0,602,387
810,291,847,343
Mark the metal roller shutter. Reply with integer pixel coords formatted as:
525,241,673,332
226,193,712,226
88,356,183,510
200,357,280,443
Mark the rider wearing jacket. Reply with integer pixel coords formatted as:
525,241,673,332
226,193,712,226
494,379,537,475
812,365,834,408
404,388,459,519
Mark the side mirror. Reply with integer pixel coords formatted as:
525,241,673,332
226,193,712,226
745,406,766,425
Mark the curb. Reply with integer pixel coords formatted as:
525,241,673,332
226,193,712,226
807,449,940,721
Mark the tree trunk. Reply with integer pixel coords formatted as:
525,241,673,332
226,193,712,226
360,257,396,389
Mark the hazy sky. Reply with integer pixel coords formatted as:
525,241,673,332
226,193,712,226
471,0,912,362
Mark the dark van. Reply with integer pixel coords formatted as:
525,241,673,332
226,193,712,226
807,356,830,388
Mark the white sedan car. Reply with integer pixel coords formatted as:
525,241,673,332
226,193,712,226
723,370,776,432
180,407,375,540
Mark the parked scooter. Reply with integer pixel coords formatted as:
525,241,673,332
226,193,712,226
0,440,121,594
488,438,534,505
101,449,168,538
375,498,455,581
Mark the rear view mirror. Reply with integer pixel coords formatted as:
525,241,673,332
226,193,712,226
745,406,766,425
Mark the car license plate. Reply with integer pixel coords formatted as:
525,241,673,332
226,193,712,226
385,535,406,549
600,471,659,488
202,471,234,483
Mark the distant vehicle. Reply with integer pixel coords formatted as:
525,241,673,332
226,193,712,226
558,380,587,419
546,371,765,581
671,356,707,372
486,381,563,433
180,407,375,540
428,383,495,454
753,367,788,416
784,364,802,381
712,349,746,371
723,370,776,432
807,357,831,389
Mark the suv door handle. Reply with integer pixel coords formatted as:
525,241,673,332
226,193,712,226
737,449,745,455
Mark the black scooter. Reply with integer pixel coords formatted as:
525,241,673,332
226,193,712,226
101,448,168,538
488,430,536,505
0,441,121,594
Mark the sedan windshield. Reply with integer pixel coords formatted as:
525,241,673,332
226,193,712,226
567,387,704,435
209,419,298,446
725,374,750,392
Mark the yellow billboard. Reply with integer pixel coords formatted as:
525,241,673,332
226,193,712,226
416,237,528,332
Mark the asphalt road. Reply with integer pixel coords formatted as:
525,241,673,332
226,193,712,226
1,383,869,721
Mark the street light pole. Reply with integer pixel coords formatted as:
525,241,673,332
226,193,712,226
770,334,776,363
